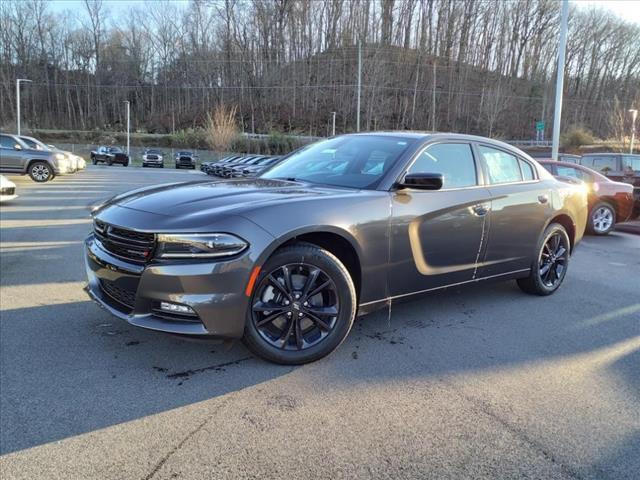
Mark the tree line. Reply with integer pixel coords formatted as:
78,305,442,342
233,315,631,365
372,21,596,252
1,0,638,141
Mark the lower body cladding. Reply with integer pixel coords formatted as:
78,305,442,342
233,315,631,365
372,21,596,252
84,235,254,338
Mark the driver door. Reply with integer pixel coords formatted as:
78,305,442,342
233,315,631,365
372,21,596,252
0,135,23,171
388,142,492,297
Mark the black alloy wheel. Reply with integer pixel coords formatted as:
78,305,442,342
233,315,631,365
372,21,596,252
252,263,339,350
517,222,570,295
244,243,356,364
538,231,568,288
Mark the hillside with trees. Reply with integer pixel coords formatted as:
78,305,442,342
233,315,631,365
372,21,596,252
1,0,638,141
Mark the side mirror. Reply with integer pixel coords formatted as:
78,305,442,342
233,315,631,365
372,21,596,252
14,144,22,150
399,172,443,190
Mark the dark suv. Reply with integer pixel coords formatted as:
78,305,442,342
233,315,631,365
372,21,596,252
175,151,197,169
580,153,640,216
91,146,130,166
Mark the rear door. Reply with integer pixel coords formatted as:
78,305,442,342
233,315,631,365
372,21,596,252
474,144,552,277
388,142,492,296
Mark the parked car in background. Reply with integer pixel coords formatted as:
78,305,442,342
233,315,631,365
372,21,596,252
219,155,270,178
142,149,165,168
235,156,282,178
175,151,197,169
46,144,87,170
0,175,17,202
528,152,580,164
539,160,634,235
580,153,640,216
91,146,130,166
0,133,73,182
18,135,81,173
202,155,243,175
207,155,244,176
85,132,588,365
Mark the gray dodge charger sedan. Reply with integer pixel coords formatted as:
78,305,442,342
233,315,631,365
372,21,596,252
85,133,588,364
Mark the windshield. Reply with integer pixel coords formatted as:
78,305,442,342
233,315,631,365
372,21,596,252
261,135,413,189
108,147,123,153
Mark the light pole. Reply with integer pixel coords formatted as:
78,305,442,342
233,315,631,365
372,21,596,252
124,100,130,155
551,0,569,161
331,111,336,136
630,109,638,154
16,79,32,135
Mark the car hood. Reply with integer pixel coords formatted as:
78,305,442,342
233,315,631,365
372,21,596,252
106,178,360,218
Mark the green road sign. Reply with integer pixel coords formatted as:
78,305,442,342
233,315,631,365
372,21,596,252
536,121,545,131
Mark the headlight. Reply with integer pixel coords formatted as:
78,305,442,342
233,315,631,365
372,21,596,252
156,233,248,258
55,153,66,161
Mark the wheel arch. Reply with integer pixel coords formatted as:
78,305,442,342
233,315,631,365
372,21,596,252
256,227,363,300
26,158,54,172
547,213,576,252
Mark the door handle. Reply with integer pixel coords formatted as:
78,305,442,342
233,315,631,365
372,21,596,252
538,194,549,204
472,204,490,216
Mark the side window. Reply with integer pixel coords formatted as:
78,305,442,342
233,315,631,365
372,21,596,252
478,145,523,184
0,135,15,149
556,166,592,182
581,156,594,167
408,143,477,188
541,163,555,175
622,155,640,171
593,156,617,173
519,159,535,181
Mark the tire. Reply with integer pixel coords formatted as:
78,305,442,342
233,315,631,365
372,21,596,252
107,159,113,166
588,202,616,235
175,164,180,169
123,161,129,167
92,158,98,165
517,222,570,296
243,242,357,365
28,161,54,182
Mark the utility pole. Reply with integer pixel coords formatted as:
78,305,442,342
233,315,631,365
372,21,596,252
356,40,362,132
124,100,130,155
630,109,638,154
331,111,336,136
16,79,32,135
431,61,437,131
551,0,569,161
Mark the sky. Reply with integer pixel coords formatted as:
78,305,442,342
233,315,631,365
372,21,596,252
47,0,640,25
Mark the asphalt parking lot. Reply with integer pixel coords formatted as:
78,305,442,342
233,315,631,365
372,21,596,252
1,166,639,479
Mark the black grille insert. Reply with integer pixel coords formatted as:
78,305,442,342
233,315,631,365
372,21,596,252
99,279,136,309
94,220,155,263
0,187,15,195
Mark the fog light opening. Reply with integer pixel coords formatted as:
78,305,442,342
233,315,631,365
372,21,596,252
160,302,195,315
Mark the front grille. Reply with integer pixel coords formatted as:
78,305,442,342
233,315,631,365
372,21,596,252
94,220,155,263
100,279,136,309
146,155,159,160
1,187,15,195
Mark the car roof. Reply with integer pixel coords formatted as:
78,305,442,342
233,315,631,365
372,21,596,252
582,152,638,157
348,131,531,158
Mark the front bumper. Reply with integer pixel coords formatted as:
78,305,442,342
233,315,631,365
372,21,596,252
143,160,164,166
84,234,254,338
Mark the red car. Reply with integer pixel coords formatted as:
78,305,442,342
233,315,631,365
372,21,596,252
539,160,634,235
